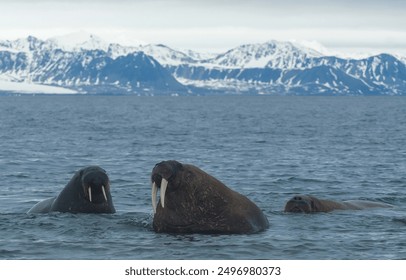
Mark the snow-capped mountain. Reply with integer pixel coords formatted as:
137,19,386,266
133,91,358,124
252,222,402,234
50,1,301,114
0,33,405,95
168,42,406,95
0,35,186,95
201,40,323,69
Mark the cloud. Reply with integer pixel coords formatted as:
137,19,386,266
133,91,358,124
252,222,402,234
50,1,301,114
0,0,404,54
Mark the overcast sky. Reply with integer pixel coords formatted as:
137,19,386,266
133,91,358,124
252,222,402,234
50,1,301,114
0,0,405,55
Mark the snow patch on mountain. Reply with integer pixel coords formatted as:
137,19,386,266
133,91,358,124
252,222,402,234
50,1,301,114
181,49,217,61
0,79,78,94
138,44,197,66
48,31,110,52
107,43,140,59
397,55,406,65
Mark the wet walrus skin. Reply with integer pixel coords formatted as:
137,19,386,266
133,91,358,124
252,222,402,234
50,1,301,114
150,160,269,234
28,166,115,214
284,194,392,213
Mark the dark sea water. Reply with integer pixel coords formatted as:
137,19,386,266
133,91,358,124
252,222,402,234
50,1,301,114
0,95,405,260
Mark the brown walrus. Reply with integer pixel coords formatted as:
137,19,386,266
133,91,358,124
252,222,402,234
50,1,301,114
284,194,393,213
151,160,269,234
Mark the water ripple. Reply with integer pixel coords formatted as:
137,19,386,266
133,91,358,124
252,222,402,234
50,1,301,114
1,96,406,259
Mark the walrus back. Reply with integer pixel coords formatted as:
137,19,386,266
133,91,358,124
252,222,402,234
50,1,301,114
226,190,269,233
315,198,393,212
342,200,393,210
27,197,56,214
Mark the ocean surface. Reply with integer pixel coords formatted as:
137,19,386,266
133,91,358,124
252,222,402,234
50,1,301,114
0,95,405,260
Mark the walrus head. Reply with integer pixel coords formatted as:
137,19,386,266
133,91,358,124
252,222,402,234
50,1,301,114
79,166,111,204
151,160,184,213
151,160,269,234
284,195,321,213
47,165,115,214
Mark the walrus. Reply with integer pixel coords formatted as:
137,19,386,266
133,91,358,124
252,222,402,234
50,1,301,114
28,166,115,214
284,194,393,213
150,160,269,234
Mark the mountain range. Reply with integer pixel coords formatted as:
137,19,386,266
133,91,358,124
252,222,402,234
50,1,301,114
0,32,405,95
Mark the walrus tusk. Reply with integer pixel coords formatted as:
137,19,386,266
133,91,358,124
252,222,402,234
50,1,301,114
88,186,92,202
152,182,158,213
151,179,168,213
102,185,107,202
160,178,168,208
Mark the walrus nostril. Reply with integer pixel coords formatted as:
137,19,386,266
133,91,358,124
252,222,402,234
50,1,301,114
293,196,302,201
